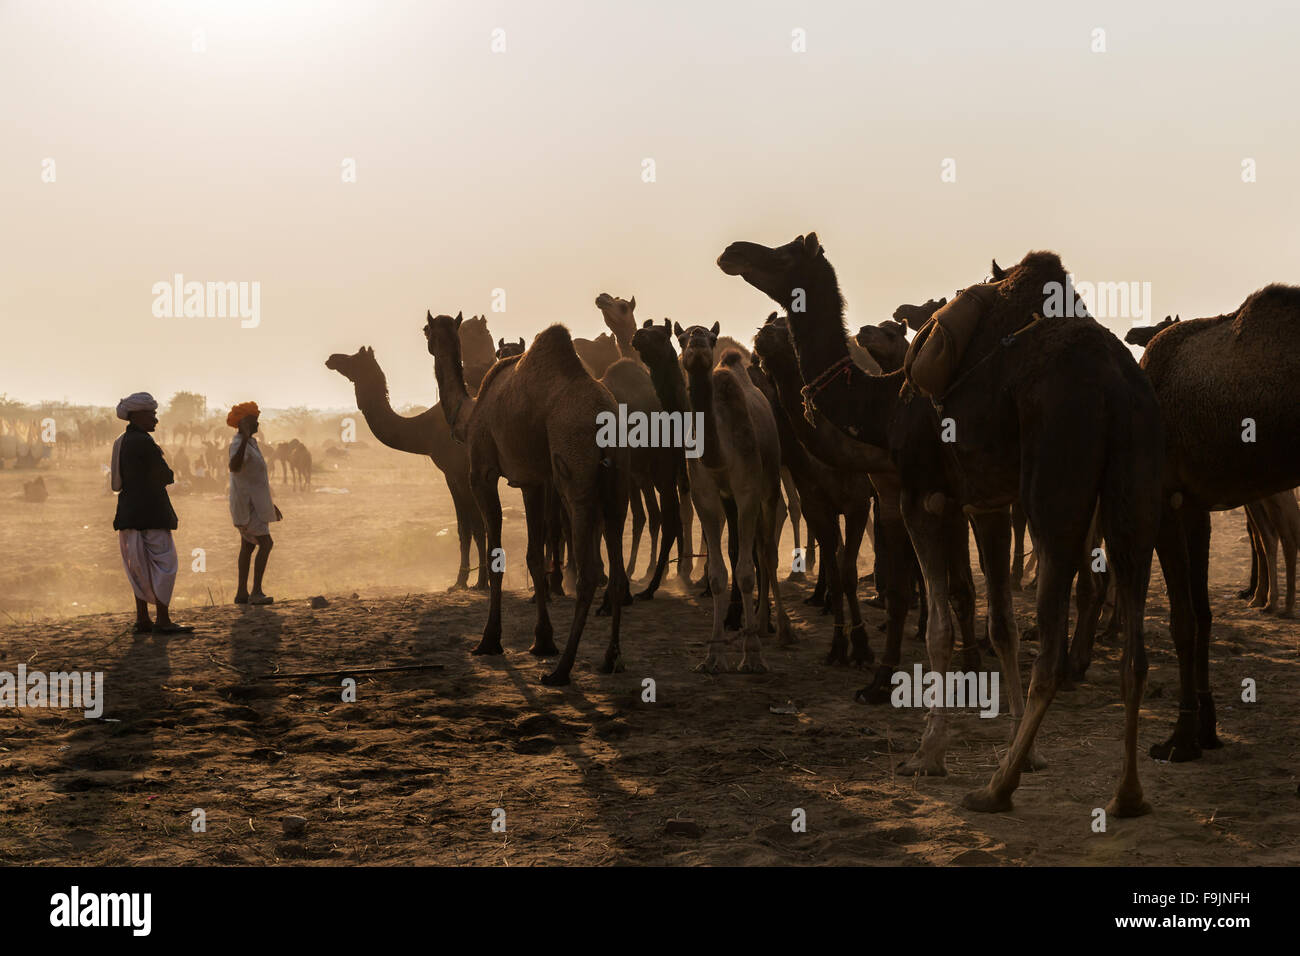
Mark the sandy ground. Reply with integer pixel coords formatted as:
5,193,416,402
1,446,1297,865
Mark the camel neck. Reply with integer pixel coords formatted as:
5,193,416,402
433,347,472,436
684,362,723,469
352,374,431,456
646,358,690,414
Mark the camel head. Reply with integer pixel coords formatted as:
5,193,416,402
595,293,637,341
892,298,947,331
424,311,465,367
457,314,497,368
856,320,910,373
1124,314,1179,347
674,321,720,375
631,317,677,368
717,233,829,310
495,336,526,359
325,345,381,383
752,312,798,375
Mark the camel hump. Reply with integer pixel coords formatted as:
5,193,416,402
904,284,994,398
718,348,745,368
521,324,588,379
1231,283,1300,338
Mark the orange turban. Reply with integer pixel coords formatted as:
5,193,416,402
227,401,259,428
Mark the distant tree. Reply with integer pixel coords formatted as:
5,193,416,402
166,391,207,423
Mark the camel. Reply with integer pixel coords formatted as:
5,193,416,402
459,315,498,391
1138,287,1300,761
325,345,487,590
753,313,886,666
719,234,1163,817
1243,490,1299,617
1125,315,1179,348
573,332,623,379
496,337,526,359
425,311,629,685
674,321,792,670
893,298,947,331
280,438,312,491
596,293,640,360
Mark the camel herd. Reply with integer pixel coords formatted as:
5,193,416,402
325,232,1300,816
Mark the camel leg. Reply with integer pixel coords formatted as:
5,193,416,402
763,493,793,648
597,458,630,674
722,497,744,630
542,498,600,686
447,477,473,591
694,494,730,673
1255,501,1279,613
818,523,848,665
626,481,646,581
1010,503,1027,592
1280,503,1297,618
1150,503,1203,761
635,463,682,601
733,492,766,673
471,475,505,656
1064,508,1105,684
676,467,695,583
521,485,557,657
894,494,953,775
857,483,913,704
1185,508,1221,751
970,510,1046,772
1239,509,1261,600
842,506,874,667
945,510,979,672
545,484,564,597
781,467,804,581
641,479,661,584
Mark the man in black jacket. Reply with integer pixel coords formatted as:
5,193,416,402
111,392,193,634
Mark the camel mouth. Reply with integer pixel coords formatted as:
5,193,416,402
716,253,746,276
595,293,613,308
324,355,344,370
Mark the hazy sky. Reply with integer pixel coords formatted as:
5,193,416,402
3,0,1298,411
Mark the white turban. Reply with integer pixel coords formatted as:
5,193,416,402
116,392,158,421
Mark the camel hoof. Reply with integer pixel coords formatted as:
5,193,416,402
786,571,807,582
1235,586,1254,600
599,655,625,675
853,667,895,706
737,657,767,674
824,647,849,666
633,588,655,601
447,581,469,593
1149,735,1201,762
1066,666,1089,685
848,625,874,667
471,640,503,656
1106,794,1153,818
960,646,981,672
962,787,1013,813
863,595,885,610
802,594,822,606
540,669,571,687
529,640,558,658
897,756,947,777
693,658,725,674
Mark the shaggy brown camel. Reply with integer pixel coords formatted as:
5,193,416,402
1243,490,1299,617
598,357,682,597
720,234,1163,817
753,313,884,666
675,321,792,670
1141,286,1300,761
325,346,487,590
425,311,629,685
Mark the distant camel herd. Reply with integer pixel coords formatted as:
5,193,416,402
325,232,1300,816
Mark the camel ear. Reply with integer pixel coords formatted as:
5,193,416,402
642,319,654,328
517,337,525,347
427,310,434,321
990,260,1006,281
1174,314,1180,321
803,232,821,257
673,322,685,338
455,311,463,329
498,337,505,349
766,312,778,324
938,297,948,307
629,296,636,310
662,318,672,330
709,321,720,340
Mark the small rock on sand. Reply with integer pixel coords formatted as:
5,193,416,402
281,815,308,837
310,596,329,609
665,819,702,838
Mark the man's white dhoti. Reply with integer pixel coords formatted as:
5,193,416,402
118,529,178,605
